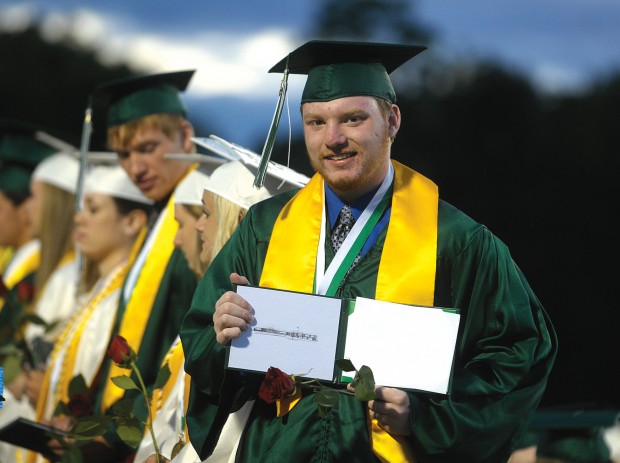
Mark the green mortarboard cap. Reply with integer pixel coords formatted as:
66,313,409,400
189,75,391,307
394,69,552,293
269,40,426,103
0,120,58,195
0,120,57,167
93,70,195,128
529,407,619,462
0,163,33,196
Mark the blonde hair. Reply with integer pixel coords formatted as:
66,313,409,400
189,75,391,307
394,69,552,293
182,203,207,278
204,193,247,268
107,113,195,153
34,184,76,299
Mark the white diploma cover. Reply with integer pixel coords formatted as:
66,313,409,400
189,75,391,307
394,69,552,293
226,286,461,394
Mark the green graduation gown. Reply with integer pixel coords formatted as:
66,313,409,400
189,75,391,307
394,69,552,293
181,190,557,463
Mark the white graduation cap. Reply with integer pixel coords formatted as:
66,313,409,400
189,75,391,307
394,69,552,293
33,131,118,164
31,152,80,193
174,169,210,206
84,165,153,205
202,160,271,210
191,134,310,191
164,151,231,177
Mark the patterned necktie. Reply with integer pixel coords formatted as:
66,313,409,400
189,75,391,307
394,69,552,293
331,205,355,252
331,205,361,271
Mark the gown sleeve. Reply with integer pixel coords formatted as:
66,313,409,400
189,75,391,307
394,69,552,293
409,225,557,462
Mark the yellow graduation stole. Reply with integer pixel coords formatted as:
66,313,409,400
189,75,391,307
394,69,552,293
149,337,185,423
100,195,179,412
144,340,193,449
0,243,40,313
3,244,40,289
0,245,14,274
260,160,438,462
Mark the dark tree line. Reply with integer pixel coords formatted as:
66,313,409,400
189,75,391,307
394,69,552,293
0,26,137,146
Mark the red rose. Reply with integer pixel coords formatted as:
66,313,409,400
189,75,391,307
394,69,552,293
107,335,134,366
16,281,35,302
67,393,94,417
258,367,296,404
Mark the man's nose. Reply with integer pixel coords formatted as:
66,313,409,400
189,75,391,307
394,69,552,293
126,152,147,176
325,123,347,150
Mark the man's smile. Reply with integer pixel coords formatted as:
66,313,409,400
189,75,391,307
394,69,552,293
323,152,357,162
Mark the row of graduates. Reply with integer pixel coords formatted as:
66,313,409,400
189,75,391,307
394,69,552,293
1,39,612,462
0,67,294,463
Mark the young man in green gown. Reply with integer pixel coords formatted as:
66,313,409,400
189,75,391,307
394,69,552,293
83,71,199,461
181,41,558,462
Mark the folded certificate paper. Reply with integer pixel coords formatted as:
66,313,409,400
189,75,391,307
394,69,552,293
228,286,343,381
343,297,460,394
227,286,460,394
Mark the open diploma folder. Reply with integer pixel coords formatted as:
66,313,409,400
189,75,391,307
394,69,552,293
226,286,461,394
0,417,68,461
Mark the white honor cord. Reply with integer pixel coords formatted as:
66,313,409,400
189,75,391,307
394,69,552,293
315,163,394,295
122,208,166,302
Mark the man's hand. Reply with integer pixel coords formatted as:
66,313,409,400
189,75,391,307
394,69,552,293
367,386,412,436
213,273,253,345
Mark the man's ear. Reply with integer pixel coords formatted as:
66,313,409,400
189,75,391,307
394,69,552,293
388,104,401,139
179,120,195,153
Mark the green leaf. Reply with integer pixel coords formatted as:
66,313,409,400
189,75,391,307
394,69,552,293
335,358,356,372
71,416,111,439
115,420,144,448
317,404,331,418
352,365,375,402
111,375,139,391
171,439,186,459
153,362,172,390
111,398,135,418
133,394,149,420
68,374,89,397
315,388,340,410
